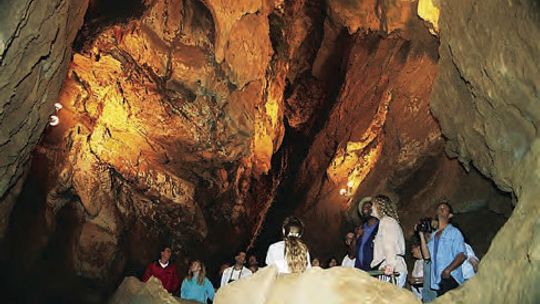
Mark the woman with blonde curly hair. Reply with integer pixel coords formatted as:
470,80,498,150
370,195,408,287
265,216,311,273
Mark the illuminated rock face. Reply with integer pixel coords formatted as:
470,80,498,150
33,0,283,280
17,0,329,284
0,0,89,237
430,0,540,302
0,0,534,302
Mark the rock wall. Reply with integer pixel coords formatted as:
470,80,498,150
275,0,511,261
429,0,540,302
18,0,328,284
0,0,89,237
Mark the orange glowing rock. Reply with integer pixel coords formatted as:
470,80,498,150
327,91,392,194
418,0,440,35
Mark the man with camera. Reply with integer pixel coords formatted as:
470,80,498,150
418,202,466,297
220,250,253,287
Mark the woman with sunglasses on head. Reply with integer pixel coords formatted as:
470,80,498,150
265,216,311,274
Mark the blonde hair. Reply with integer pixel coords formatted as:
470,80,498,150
373,195,400,222
282,216,309,273
187,259,206,285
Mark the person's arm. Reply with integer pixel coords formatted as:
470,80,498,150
442,253,466,278
442,230,466,278
465,244,480,272
180,279,187,299
469,255,480,273
205,278,215,301
265,245,274,266
172,267,181,294
220,268,228,287
380,219,397,274
419,232,431,260
141,264,152,282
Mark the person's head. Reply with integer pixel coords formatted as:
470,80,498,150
411,243,422,260
234,251,247,266
160,245,172,263
371,195,399,221
282,216,304,238
344,232,355,246
187,259,206,285
248,254,258,266
327,257,338,268
282,216,308,273
436,201,454,223
312,258,321,267
361,201,373,217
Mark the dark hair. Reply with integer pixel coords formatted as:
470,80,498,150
160,244,172,251
438,200,454,215
282,216,304,237
282,216,308,273
326,257,338,267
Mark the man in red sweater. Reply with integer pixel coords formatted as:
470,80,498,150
142,245,180,293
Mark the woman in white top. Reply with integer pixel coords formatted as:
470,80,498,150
265,216,311,273
370,195,408,287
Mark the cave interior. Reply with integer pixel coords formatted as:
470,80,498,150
0,0,538,303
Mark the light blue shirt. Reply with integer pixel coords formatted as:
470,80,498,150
180,276,215,303
427,224,466,290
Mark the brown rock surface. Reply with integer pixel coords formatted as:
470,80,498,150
0,0,533,302
430,0,540,302
110,276,195,304
26,0,293,281
215,266,419,304
326,0,417,34
0,0,89,237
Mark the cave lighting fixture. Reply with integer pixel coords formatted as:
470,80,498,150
49,102,63,126
49,115,60,126
339,181,355,197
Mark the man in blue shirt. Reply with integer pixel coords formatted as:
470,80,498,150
354,200,379,270
419,201,466,296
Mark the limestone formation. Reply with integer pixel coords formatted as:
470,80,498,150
0,0,535,302
429,0,540,302
215,266,419,304
0,0,89,237
110,276,195,304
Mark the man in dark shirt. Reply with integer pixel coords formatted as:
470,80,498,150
354,199,379,270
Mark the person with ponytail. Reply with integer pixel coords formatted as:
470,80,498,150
370,195,408,287
265,216,311,273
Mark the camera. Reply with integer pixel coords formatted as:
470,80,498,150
416,217,434,233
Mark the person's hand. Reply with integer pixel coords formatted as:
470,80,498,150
383,265,394,276
442,268,451,279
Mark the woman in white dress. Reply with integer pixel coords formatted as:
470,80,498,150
265,216,311,273
370,195,408,287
